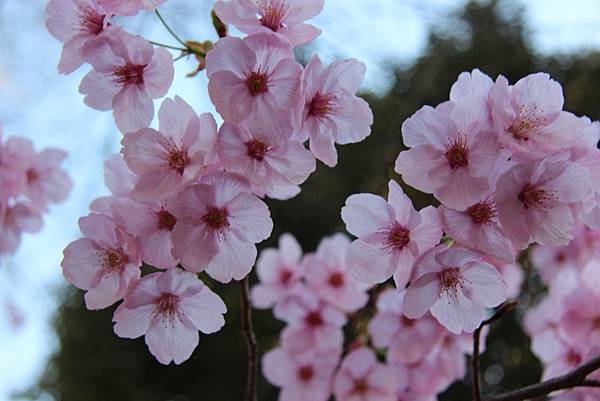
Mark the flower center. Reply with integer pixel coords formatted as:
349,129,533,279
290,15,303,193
246,139,270,161
279,269,293,285
445,136,469,169
352,378,369,395
202,207,230,231
467,199,497,225
438,268,465,301
101,248,129,273
593,316,600,330
566,349,582,366
305,311,323,327
508,105,544,141
328,272,344,288
518,183,556,209
298,365,314,382
78,5,105,35
156,209,177,231
113,64,146,86
156,293,180,318
165,147,189,174
401,316,415,327
308,92,336,117
246,70,270,96
26,168,39,183
387,224,410,250
258,0,288,31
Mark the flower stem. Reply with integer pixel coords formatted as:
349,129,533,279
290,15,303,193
240,276,258,401
147,40,189,52
155,8,189,49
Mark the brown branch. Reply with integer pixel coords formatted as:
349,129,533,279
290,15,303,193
473,300,520,401
240,276,258,401
484,355,600,401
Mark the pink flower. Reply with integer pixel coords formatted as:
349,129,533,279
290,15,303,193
0,202,43,255
251,233,305,310
449,69,493,103
45,0,111,74
122,96,217,201
206,32,302,130
531,329,590,381
113,268,226,365
217,120,315,200
214,0,324,46
80,27,174,133
111,198,179,268
333,347,401,401
404,245,507,334
298,55,373,167
395,98,507,210
368,288,443,364
485,258,524,299
341,180,442,288
169,172,273,282
98,0,167,16
262,346,338,401
494,153,591,249
90,153,138,215
303,234,369,313
440,198,515,263
489,73,590,159
280,290,346,354
561,288,600,346
62,213,141,309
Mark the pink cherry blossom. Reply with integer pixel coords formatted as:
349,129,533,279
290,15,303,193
0,135,26,201
122,96,217,201
90,153,139,215
111,197,179,268
98,0,167,16
404,245,507,334
440,198,515,263
561,287,600,346
303,234,369,313
206,32,302,130
217,120,315,200
531,328,591,381
113,267,226,365
251,233,305,311
489,73,590,159
262,346,338,401
280,290,346,354
45,0,111,74
341,180,442,288
494,153,591,249
214,0,324,46
80,27,174,133
0,202,43,255
62,213,141,309
368,288,443,364
395,97,508,210
169,172,273,282
449,68,493,103
333,347,401,401
485,257,524,299
298,55,373,167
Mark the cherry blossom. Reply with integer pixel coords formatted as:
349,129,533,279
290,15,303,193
113,268,227,364
169,172,273,282
403,245,507,333
0,202,44,255
80,27,174,133
62,213,141,309
214,0,324,46
298,55,373,167
341,180,442,288
333,347,401,401
98,0,168,16
121,96,217,201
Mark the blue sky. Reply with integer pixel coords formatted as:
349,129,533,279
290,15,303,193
1,0,600,399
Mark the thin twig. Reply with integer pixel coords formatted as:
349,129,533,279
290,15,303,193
155,9,189,49
147,40,188,52
484,355,600,401
473,300,520,401
240,276,258,401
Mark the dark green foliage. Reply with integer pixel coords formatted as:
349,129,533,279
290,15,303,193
26,1,600,400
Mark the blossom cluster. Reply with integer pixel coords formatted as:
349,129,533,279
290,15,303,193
525,225,600,401
0,129,72,256
341,68,600,335
254,233,491,401
49,0,374,365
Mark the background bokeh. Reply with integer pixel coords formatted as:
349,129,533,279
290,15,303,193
1,0,600,400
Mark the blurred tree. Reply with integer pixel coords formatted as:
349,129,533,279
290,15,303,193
25,0,600,400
